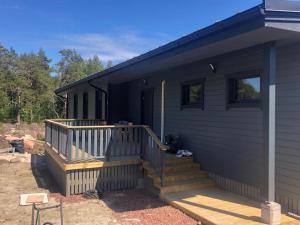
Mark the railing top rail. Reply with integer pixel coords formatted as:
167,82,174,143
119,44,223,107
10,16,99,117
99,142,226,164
45,119,147,129
144,126,169,151
50,118,105,122
44,119,70,129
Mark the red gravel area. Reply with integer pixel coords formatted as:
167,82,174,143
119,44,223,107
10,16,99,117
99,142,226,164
49,192,87,203
103,189,198,225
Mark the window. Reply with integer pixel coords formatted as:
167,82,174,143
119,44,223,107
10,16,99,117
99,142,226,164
82,92,88,119
228,74,261,107
95,90,102,120
181,79,205,109
73,94,78,119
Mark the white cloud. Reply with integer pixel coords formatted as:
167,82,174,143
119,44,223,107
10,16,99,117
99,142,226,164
46,31,172,63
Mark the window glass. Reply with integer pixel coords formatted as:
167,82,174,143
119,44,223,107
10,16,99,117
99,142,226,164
189,84,203,104
229,76,260,104
181,80,204,108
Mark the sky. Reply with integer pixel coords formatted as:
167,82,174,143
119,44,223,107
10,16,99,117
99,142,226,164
0,0,262,66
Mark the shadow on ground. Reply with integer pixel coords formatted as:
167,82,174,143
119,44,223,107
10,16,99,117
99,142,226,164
31,153,60,193
103,188,166,212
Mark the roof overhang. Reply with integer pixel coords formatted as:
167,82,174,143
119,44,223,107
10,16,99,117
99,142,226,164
55,4,300,94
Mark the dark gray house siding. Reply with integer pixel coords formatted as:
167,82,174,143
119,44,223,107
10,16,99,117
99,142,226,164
276,43,300,213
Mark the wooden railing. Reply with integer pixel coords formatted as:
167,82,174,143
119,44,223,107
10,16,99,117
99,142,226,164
45,119,169,185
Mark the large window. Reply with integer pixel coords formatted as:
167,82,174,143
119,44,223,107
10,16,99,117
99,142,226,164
228,74,261,107
73,94,78,119
82,92,88,119
181,79,205,109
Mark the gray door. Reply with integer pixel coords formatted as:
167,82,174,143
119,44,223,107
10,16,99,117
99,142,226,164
141,88,154,127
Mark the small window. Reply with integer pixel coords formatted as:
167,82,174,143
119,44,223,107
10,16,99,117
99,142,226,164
82,92,88,119
181,80,205,109
73,94,78,119
228,75,261,106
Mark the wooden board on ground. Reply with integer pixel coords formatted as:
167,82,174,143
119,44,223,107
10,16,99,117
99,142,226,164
20,193,48,206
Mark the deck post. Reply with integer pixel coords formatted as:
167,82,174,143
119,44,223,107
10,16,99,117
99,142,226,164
262,43,281,225
161,80,166,143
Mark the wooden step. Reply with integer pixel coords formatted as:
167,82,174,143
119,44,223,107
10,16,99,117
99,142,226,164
164,163,200,173
164,154,193,164
143,162,156,174
156,178,215,194
149,170,208,183
143,161,200,174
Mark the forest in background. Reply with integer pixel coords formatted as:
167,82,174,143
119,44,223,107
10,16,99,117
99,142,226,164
0,43,112,123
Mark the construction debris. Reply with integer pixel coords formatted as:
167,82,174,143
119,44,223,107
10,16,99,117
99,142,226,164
0,152,31,163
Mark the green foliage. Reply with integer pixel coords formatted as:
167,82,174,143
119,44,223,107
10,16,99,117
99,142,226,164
85,55,104,75
0,44,112,123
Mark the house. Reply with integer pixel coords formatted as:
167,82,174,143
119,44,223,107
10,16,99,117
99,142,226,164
45,1,300,223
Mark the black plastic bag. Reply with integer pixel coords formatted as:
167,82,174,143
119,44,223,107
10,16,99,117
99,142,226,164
9,140,24,153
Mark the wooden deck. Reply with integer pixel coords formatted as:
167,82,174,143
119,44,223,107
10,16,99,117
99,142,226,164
161,187,299,225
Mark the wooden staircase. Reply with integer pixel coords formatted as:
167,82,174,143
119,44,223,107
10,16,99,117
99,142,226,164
143,153,215,195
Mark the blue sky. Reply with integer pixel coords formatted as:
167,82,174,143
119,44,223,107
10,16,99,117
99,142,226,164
0,0,261,65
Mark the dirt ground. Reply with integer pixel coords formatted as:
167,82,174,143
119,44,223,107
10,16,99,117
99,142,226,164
0,155,197,225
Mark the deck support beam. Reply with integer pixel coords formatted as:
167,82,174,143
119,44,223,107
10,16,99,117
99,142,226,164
262,43,280,224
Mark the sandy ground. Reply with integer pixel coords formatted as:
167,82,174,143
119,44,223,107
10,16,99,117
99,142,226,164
0,155,197,225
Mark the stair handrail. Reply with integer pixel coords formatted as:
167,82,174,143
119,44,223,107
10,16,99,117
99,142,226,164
142,126,169,187
143,126,169,151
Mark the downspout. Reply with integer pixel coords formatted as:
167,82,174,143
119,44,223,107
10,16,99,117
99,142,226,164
87,80,109,121
161,80,166,144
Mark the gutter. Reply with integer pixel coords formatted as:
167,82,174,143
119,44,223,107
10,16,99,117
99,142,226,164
87,80,109,121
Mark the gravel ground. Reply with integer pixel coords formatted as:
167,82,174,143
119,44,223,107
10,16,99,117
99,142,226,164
105,189,197,225
0,155,198,225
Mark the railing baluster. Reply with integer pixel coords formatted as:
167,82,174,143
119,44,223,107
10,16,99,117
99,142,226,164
88,129,91,158
82,129,86,160
100,129,103,158
75,130,79,160
94,129,98,158
68,129,73,162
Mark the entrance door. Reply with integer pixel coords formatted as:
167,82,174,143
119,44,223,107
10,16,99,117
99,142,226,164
141,88,154,127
